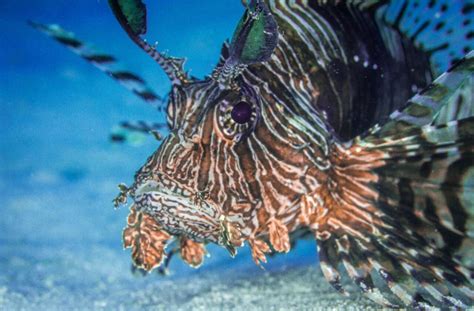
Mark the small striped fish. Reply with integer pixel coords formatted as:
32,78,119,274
35,0,474,308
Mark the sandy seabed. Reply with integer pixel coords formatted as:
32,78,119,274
0,243,378,311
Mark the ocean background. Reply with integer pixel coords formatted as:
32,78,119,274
0,1,371,309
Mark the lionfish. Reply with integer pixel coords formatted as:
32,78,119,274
33,0,474,308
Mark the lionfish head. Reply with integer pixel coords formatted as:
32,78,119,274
112,0,329,258
131,74,268,253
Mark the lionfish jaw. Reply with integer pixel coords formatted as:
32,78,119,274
131,178,246,250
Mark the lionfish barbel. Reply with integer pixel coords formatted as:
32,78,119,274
34,0,474,308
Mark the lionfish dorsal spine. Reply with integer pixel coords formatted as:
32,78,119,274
108,0,189,85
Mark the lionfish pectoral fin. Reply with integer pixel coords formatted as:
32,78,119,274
377,0,474,74
323,0,474,74
315,53,474,307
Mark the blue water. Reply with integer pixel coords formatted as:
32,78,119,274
0,1,318,309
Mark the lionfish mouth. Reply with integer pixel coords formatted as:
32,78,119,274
130,178,244,255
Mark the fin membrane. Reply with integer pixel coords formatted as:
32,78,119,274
380,0,474,74
316,51,474,307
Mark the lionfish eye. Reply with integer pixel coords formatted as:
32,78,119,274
217,96,258,142
231,101,253,124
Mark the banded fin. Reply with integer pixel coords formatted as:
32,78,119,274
308,0,472,139
110,121,168,145
380,0,474,74
361,51,474,142
315,0,385,11
316,52,474,307
317,238,349,296
301,0,433,140
29,21,164,109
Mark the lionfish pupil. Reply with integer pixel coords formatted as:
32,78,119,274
231,101,252,124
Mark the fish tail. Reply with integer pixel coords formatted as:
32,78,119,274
315,52,474,307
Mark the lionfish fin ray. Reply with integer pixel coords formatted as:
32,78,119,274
360,51,474,141
29,21,165,109
378,0,474,74
314,0,473,74
316,55,474,307
110,120,168,144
